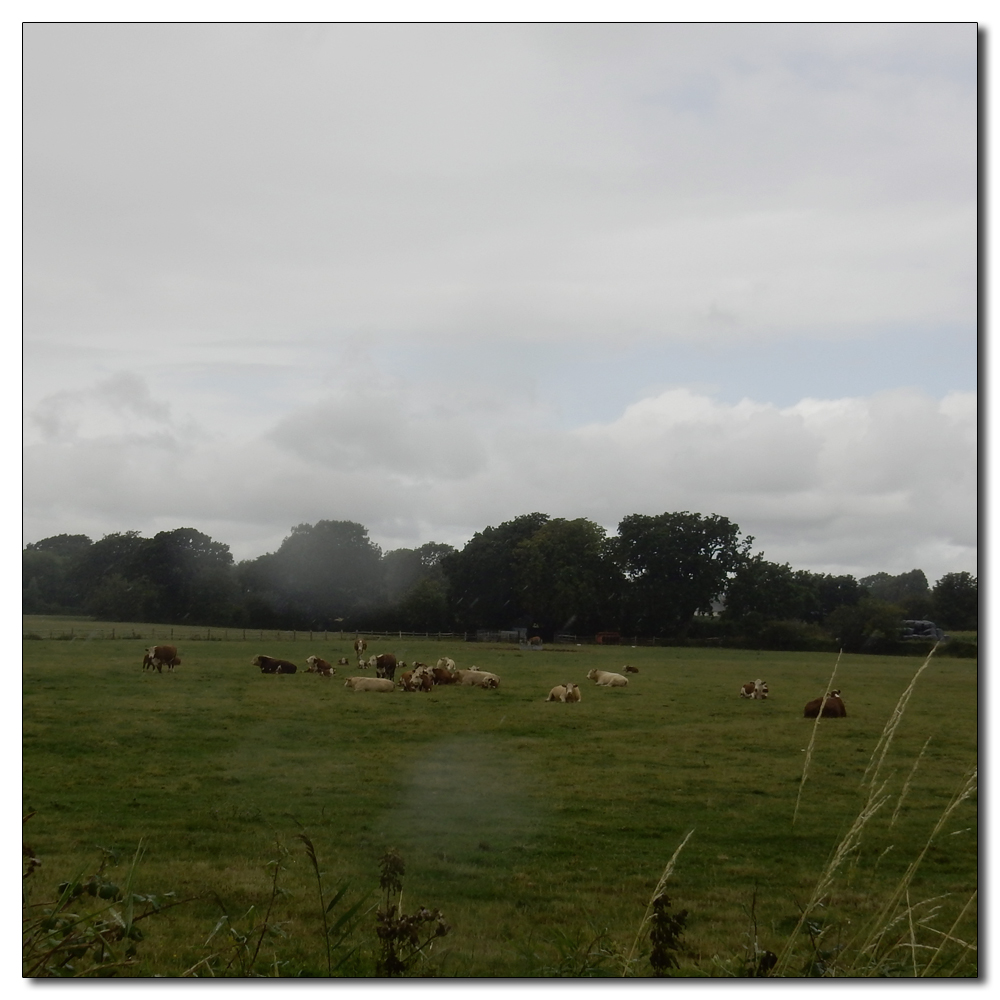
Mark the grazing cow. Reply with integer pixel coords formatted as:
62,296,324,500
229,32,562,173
436,657,457,671
456,669,500,689
252,654,298,674
344,676,394,692
143,645,180,673
804,690,847,718
624,665,639,674
586,668,628,688
337,657,350,666
740,679,768,700
546,684,567,702
305,655,335,677
354,637,367,657
374,654,398,681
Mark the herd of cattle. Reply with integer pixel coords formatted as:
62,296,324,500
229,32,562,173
141,642,847,717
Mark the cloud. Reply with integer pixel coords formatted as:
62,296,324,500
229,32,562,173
22,375,976,585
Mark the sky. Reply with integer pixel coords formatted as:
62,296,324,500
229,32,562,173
22,22,978,584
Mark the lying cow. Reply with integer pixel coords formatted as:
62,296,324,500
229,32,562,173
586,668,628,687
305,655,335,677
456,669,500,688
546,682,581,703
436,657,457,671
374,653,398,681
143,645,180,673
252,654,298,674
337,657,350,666
804,690,847,718
623,665,639,674
432,666,458,685
345,676,394,692
740,679,768,700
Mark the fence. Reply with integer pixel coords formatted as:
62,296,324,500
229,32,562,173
22,625,472,644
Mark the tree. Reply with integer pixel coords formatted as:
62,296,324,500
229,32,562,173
793,571,867,624
23,535,93,614
932,572,978,631
723,556,806,623
139,528,237,625
825,597,905,653
441,513,551,631
239,520,384,629
613,512,751,636
512,518,620,638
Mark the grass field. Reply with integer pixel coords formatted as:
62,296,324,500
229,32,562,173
22,625,978,977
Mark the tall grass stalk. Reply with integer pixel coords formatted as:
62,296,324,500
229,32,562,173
773,783,890,976
891,735,932,827
862,644,938,803
792,649,842,826
920,890,977,977
623,828,694,976
850,766,977,970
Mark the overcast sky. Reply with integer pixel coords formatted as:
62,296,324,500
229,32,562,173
22,22,977,583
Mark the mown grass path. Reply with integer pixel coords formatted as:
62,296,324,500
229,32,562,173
23,638,977,976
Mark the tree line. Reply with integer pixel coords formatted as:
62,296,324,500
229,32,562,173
22,512,978,650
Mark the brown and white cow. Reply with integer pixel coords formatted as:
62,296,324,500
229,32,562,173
305,655,335,677
143,645,180,673
740,679,768,700
252,654,298,674
337,657,350,666
624,665,639,674
374,653,398,681
354,637,368,658
804,690,847,718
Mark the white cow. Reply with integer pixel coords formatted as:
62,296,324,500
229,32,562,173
344,676,394,692
456,669,500,689
586,668,628,688
436,657,457,671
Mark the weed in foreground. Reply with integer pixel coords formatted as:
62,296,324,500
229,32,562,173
375,848,450,977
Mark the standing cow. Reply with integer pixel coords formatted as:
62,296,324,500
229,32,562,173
143,645,180,673
374,653,398,681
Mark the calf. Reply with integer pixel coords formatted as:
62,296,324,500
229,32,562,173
305,655,335,677
586,668,628,688
344,676,394,692
804,690,847,718
623,665,638,673
337,657,350,666
252,654,298,674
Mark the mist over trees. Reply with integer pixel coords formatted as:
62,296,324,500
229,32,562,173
23,513,978,646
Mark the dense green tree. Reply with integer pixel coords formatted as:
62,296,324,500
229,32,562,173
512,518,621,638
932,572,978,631
23,535,94,613
441,513,551,631
396,577,451,632
723,556,805,622
139,528,237,625
859,568,930,603
825,597,905,653
238,520,383,629
382,542,457,605
792,570,867,624
614,512,751,636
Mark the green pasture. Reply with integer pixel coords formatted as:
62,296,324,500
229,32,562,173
22,632,977,976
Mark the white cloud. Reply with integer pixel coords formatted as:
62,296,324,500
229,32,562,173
23,375,977,585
